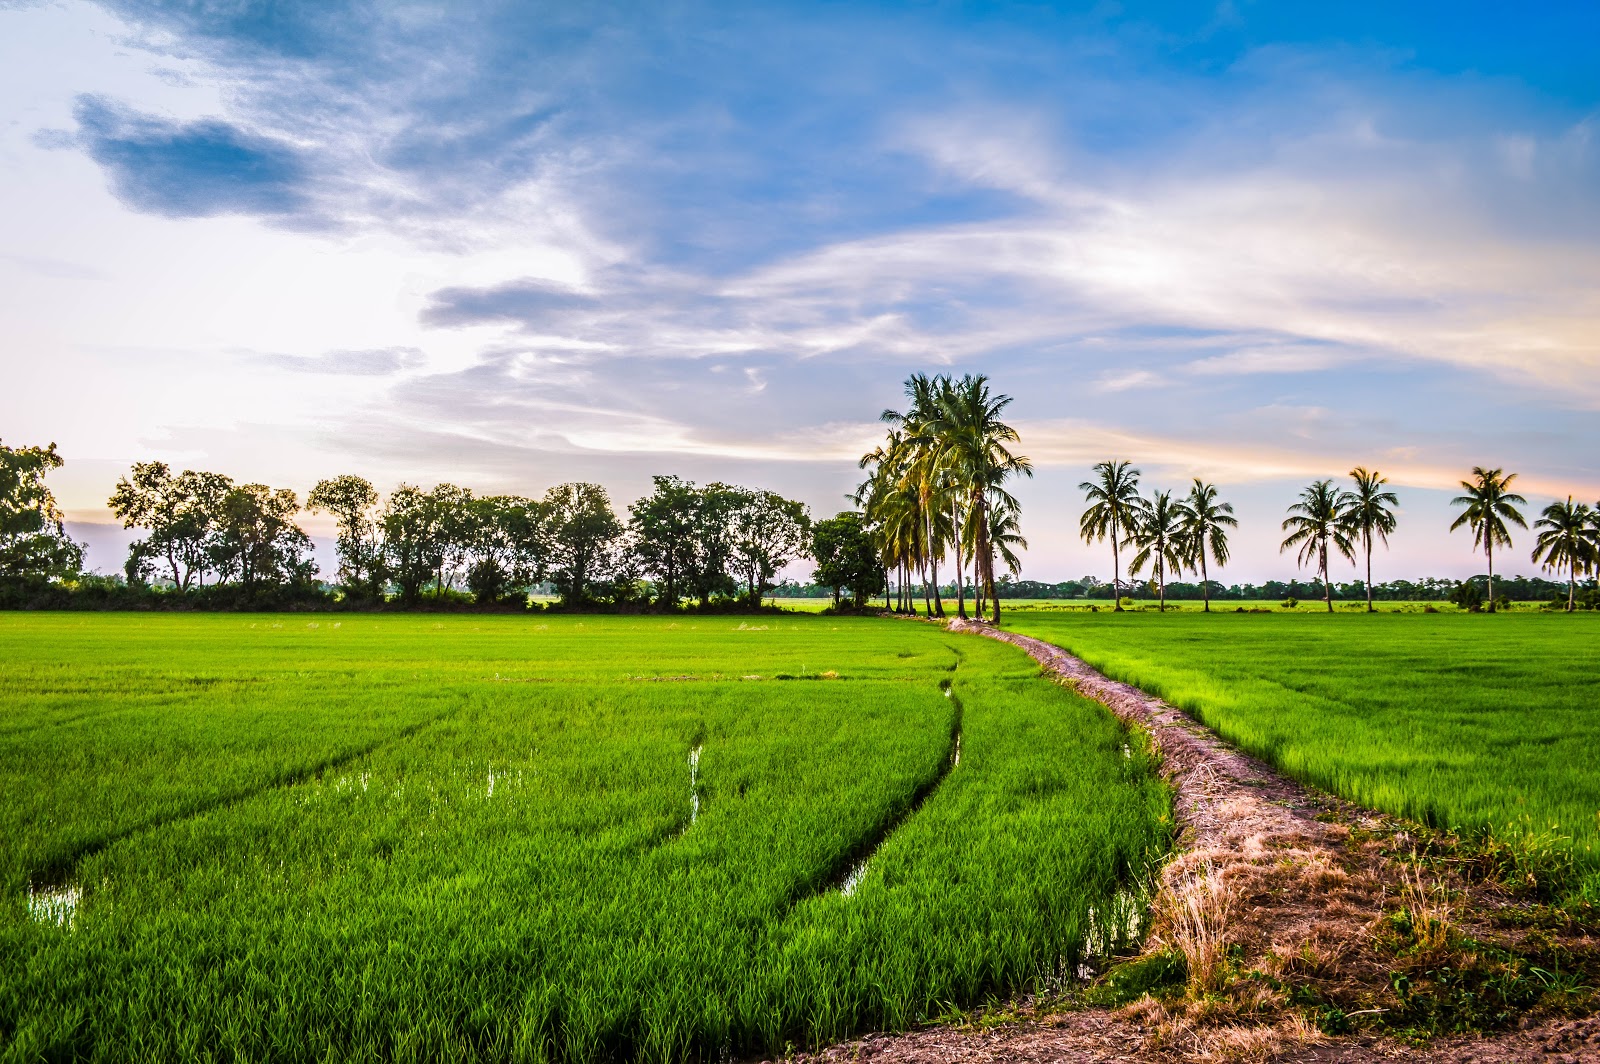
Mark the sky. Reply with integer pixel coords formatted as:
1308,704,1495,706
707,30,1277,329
3,0,1598,584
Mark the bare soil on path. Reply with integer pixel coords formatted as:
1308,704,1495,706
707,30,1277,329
775,620,1600,1063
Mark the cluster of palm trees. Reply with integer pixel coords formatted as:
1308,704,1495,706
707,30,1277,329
856,373,1032,622
1459,468,1600,613
1078,461,1239,612
1079,462,1598,614
1276,469,1399,612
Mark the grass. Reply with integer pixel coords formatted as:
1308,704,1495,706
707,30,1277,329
0,613,1169,1062
1002,610,1600,903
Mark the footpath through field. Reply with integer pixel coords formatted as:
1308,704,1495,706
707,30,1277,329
786,620,1600,1063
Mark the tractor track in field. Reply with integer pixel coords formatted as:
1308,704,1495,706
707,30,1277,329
774,620,1600,1064
798,654,965,905
25,702,465,892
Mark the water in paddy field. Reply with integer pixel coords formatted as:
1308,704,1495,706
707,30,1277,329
839,861,867,897
27,884,80,929
688,744,703,825
1082,884,1151,973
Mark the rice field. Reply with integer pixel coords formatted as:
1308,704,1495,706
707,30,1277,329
1003,610,1600,902
0,614,1169,1063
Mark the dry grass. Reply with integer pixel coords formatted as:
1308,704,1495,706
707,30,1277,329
1396,857,1455,954
1159,858,1235,995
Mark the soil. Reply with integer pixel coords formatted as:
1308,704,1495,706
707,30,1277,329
772,620,1600,1063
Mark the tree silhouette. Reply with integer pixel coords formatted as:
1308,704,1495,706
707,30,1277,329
1176,479,1236,613
1450,467,1527,612
1342,467,1399,613
1531,496,1596,612
1079,460,1142,611
1281,480,1355,612
1128,489,1185,612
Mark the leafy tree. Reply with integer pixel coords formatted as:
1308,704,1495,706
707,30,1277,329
729,489,810,608
0,439,83,584
1450,467,1527,612
307,475,382,598
208,483,312,590
1342,467,1399,613
629,475,702,608
1128,489,1185,612
425,484,475,599
1531,496,1596,612
465,495,547,605
1079,460,1142,611
544,482,622,606
685,483,740,608
1281,479,1356,612
108,463,230,590
380,485,445,605
811,511,884,608
1175,479,1236,613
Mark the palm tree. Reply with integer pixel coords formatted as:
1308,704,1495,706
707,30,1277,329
1343,467,1399,613
929,374,1031,623
1128,489,1184,612
987,501,1028,584
1281,480,1356,612
1079,460,1142,611
1450,467,1527,612
1175,479,1236,613
1531,496,1596,612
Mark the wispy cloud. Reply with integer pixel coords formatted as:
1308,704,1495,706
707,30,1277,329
255,347,426,376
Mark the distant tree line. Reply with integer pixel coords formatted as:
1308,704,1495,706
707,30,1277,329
0,440,892,611
6,425,1598,613
1079,461,1600,613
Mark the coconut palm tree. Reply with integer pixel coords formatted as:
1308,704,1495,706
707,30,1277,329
1343,467,1399,613
1175,479,1236,613
1128,489,1184,612
1531,496,1596,612
1449,467,1527,612
1281,479,1356,612
987,500,1028,584
1079,460,1142,611
880,374,952,617
929,374,1031,623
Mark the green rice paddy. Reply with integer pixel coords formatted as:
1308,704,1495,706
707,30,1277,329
0,614,1169,1063
1004,610,1600,902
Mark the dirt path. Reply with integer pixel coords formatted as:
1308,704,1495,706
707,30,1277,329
779,621,1600,1063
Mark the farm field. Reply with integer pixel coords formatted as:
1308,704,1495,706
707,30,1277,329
0,613,1168,1063
1003,610,1600,902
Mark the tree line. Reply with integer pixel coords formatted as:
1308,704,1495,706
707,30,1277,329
0,440,889,611
6,421,1598,613
1078,463,1600,613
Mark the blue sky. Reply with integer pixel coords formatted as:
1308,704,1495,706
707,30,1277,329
3,0,1598,582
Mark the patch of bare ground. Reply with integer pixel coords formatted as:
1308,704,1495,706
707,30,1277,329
772,620,1600,1064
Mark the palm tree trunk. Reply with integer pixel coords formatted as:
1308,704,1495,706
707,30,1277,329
1365,533,1374,613
1158,559,1166,612
1321,540,1333,612
920,557,932,617
952,501,967,620
1111,520,1123,612
1200,547,1210,613
1569,563,1576,612
972,491,992,623
1487,542,1495,612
